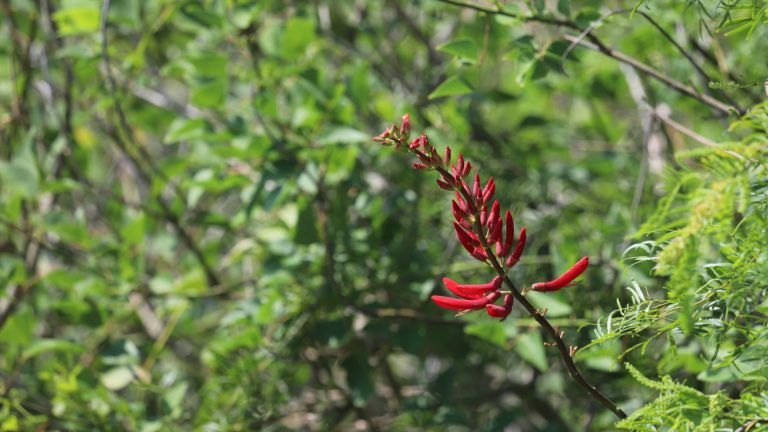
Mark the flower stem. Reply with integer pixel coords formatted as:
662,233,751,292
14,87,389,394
477,228,628,419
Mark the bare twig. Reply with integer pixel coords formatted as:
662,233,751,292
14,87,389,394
652,106,719,148
620,63,656,229
129,292,165,340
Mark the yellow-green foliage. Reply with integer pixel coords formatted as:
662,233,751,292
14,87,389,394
611,114,768,429
619,363,767,431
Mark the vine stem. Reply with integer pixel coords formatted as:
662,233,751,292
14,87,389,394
434,165,628,419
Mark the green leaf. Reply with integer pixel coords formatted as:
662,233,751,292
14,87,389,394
1,415,19,431
0,310,35,345
188,51,228,79
428,75,473,99
756,299,768,315
22,339,84,360
168,269,207,295
577,339,621,372
53,6,99,36
342,355,374,407
164,118,209,143
0,142,40,199
100,366,135,391
191,81,227,108
437,38,479,62
317,126,369,145
349,62,370,105
575,9,601,28
282,17,316,58
525,292,573,317
697,367,737,383
515,332,547,372
515,57,548,86
294,198,319,245
465,321,517,347
121,213,146,247
164,382,188,418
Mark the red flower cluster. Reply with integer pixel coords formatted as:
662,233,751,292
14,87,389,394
374,114,588,320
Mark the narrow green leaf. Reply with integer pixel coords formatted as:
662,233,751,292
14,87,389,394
100,367,135,391
317,126,369,145
437,38,479,62
515,332,548,372
428,75,473,99
22,339,84,360
164,118,209,143
342,355,374,407
526,292,573,317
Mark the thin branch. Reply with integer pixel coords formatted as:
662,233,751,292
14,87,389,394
619,63,654,230
637,13,712,89
129,84,204,119
99,0,221,286
688,35,762,104
479,227,628,419
435,0,574,26
563,9,743,114
653,108,718,148
388,0,440,64
0,4,66,330
99,0,176,193
563,34,737,115
434,0,741,116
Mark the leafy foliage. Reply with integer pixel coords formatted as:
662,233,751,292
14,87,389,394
594,90,768,431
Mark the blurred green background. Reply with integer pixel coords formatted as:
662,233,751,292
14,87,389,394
1,0,766,430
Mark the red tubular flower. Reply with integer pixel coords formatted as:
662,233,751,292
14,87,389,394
458,187,477,214
486,293,513,319
472,173,481,202
482,177,495,204
430,148,441,165
443,275,502,299
470,247,487,262
531,257,589,292
400,113,411,138
431,291,500,311
502,211,514,257
372,125,395,144
454,192,467,212
488,200,500,224
462,161,471,178
420,134,430,151
452,200,468,222
436,178,453,190
487,221,502,245
505,227,526,267
454,222,481,257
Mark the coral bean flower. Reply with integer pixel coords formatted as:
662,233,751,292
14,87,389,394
373,114,587,320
